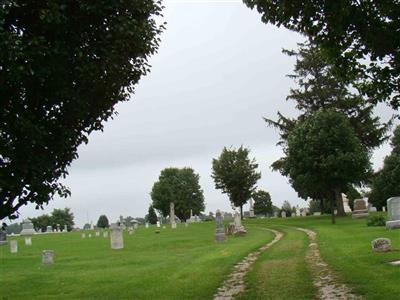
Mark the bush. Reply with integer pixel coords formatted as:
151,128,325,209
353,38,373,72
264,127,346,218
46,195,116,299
367,215,386,227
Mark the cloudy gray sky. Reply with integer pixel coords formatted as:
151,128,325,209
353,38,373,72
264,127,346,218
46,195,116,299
17,0,396,226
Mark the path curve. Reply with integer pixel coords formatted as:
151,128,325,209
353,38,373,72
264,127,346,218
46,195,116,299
213,228,283,300
296,227,361,300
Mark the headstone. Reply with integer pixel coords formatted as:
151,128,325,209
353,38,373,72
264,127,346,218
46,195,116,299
95,231,100,237
281,211,286,218
64,225,68,232
81,233,86,238
224,223,235,235
313,212,321,216
128,227,134,235
382,206,386,212
145,223,149,229
56,224,60,232
233,212,247,236
110,223,124,249
296,207,301,216
134,223,138,230
214,210,226,242
25,236,32,246
352,199,369,219
20,219,36,236
156,221,160,228
371,238,391,252
0,230,7,246
301,210,307,217
342,194,352,213
103,231,108,238
170,202,177,229
10,240,18,253
273,211,278,218
53,229,56,233
42,250,54,265
369,206,377,212
46,226,52,233
249,198,255,218
386,197,400,229
88,234,92,238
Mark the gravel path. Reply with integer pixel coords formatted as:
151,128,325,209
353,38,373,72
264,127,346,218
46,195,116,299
296,227,362,300
213,228,283,300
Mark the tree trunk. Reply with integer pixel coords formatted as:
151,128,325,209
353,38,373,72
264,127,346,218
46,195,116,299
335,188,346,216
240,205,243,220
331,194,336,224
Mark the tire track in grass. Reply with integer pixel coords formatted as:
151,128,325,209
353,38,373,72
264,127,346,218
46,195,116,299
213,228,283,300
296,227,362,300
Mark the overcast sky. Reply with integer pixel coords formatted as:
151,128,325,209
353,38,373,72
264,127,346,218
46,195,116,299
16,0,396,227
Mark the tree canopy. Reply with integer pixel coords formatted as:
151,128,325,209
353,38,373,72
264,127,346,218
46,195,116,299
151,167,205,221
369,126,400,209
252,190,273,216
0,1,164,220
212,146,261,219
285,110,371,223
31,207,74,232
96,215,109,229
243,0,400,109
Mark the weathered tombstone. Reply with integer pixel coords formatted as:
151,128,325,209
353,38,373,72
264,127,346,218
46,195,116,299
95,231,100,237
42,250,54,265
386,197,400,229
281,211,286,218
273,211,278,218
342,194,352,213
233,212,247,236
128,227,134,235
313,212,321,216
214,210,226,242
20,219,36,236
56,224,61,232
145,223,149,229
81,233,86,238
110,223,124,249
103,231,108,238
352,199,369,219
224,223,235,235
25,236,32,246
170,202,177,229
249,198,255,218
64,225,68,232
46,226,52,233
301,210,307,217
371,238,391,252
156,221,160,228
382,206,386,212
0,230,7,246
10,240,18,253
369,206,377,212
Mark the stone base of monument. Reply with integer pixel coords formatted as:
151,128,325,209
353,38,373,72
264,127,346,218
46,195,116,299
215,229,226,242
233,226,247,237
352,210,369,219
224,223,235,236
386,220,400,229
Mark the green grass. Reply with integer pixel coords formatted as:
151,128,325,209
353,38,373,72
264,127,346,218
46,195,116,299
0,222,274,300
238,226,315,300
246,213,400,300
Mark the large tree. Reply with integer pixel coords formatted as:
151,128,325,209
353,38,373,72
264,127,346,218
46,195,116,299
212,146,261,219
369,126,400,209
0,1,164,221
151,167,205,221
266,41,390,216
96,215,109,229
31,207,74,231
252,190,273,217
243,0,400,109
285,110,371,224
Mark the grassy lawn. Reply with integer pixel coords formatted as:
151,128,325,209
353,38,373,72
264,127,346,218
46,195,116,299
238,226,315,300
0,222,274,300
246,214,400,300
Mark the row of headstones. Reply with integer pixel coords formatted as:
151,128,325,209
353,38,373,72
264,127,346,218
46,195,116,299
7,240,54,265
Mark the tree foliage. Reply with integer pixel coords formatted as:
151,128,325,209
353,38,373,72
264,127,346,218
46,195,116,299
243,0,400,109
151,167,205,221
0,1,165,220
96,215,109,229
147,205,158,224
212,146,261,219
285,110,371,223
252,190,273,216
369,126,400,209
31,207,74,232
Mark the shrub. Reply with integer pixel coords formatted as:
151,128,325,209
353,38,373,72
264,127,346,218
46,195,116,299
367,215,386,227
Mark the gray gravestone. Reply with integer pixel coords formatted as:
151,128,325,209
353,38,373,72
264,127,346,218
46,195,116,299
25,236,32,246
371,238,391,252
46,226,52,233
233,212,246,236
95,231,100,237
386,197,400,229
110,223,124,249
214,210,226,242
81,233,86,238
170,202,177,229
0,230,7,246
352,199,369,219
145,223,149,228
42,250,54,265
64,225,68,232
10,240,18,253
281,211,286,218
20,219,36,236
103,231,108,238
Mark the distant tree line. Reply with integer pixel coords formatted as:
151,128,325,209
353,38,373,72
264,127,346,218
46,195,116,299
30,208,74,232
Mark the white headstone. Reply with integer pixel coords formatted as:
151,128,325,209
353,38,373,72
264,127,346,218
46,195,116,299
249,198,255,218
156,221,160,228
95,231,100,237
81,233,86,238
64,225,68,232
386,197,400,229
10,240,18,253
110,223,124,249
342,194,352,213
42,250,54,265
88,234,92,238
145,223,149,229
46,226,52,233
25,236,32,246
20,219,35,236
281,211,286,218
313,212,321,216
383,206,386,212
103,231,108,238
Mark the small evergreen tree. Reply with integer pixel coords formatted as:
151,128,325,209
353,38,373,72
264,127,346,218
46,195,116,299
147,205,158,225
253,190,273,216
97,215,109,228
